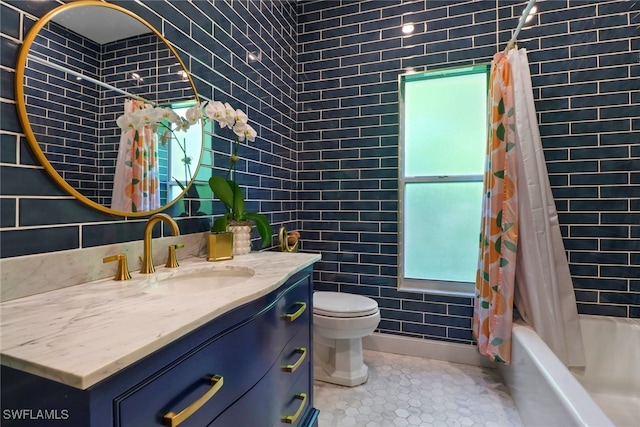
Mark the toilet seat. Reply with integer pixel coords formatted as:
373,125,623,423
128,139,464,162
313,291,379,318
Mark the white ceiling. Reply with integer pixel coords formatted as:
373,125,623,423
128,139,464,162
51,5,152,45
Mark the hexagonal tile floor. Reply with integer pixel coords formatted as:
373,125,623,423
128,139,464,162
314,350,522,427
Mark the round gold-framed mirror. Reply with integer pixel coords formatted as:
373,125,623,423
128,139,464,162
15,0,203,217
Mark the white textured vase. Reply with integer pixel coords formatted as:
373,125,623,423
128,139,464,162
227,222,252,255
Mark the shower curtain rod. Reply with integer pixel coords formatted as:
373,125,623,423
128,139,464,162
505,0,537,51
26,53,155,106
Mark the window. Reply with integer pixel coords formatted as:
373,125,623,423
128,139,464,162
167,102,204,202
399,65,490,295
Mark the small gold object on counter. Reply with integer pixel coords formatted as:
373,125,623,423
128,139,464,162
165,244,184,268
207,232,234,262
278,226,300,252
103,253,132,281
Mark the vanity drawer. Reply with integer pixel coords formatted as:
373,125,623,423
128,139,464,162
278,326,311,394
278,363,312,427
115,308,280,427
277,274,311,342
208,363,312,427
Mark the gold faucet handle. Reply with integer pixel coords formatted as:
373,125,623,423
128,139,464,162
165,244,184,268
103,253,132,281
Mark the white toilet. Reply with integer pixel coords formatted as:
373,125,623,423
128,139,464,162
313,291,381,387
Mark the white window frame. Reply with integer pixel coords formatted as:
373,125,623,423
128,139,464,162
398,65,490,297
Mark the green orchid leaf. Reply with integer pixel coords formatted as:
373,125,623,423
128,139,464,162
481,300,490,309
209,175,234,210
211,215,228,233
499,257,509,267
228,180,245,219
173,177,186,191
498,98,505,115
244,212,272,248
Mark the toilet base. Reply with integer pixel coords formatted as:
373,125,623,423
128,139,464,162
313,338,369,387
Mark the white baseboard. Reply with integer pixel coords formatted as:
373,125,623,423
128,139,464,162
362,333,495,368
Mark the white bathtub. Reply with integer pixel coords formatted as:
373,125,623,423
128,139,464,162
499,315,639,427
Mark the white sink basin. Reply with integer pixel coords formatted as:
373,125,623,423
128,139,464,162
142,266,255,295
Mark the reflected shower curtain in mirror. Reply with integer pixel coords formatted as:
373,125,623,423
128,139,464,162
473,49,585,367
111,99,160,212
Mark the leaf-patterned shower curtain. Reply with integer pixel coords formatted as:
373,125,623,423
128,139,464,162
472,52,519,363
111,99,160,213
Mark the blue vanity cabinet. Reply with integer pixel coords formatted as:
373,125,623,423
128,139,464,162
0,267,319,427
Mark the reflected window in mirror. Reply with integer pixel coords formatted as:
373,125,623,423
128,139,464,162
167,101,204,203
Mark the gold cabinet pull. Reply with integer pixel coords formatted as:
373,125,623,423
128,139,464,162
282,347,307,373
281,393,307,424
282,302,306,322
163,375,224,427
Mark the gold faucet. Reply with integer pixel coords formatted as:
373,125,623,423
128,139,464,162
141,213,180,274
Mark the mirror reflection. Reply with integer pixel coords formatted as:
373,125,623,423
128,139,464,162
18,2,202,215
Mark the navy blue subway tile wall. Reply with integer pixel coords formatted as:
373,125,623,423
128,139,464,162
1,0,638,344
297,0,639,343
23,21,102,201
0,0,299,259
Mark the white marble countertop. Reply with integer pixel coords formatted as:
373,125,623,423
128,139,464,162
0,251,320,390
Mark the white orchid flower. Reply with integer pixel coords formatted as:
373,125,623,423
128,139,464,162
233,122,257,142
243,124,257,142
149,106,165,123
233,122,247,141
159,128,172,146
185,104,203,125
223,102,236,128
160,107,180,124
135,106,157,126
204,101,227,126
235,109,248,125
174,117,191,132
116,112,138,131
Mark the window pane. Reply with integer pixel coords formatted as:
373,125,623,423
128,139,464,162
403,181,483,283
404,72,487,177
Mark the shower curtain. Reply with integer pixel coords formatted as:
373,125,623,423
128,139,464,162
473,49,585,367
111,99,161,213
473,51,519,364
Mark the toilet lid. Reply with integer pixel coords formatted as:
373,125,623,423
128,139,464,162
313,292,379,318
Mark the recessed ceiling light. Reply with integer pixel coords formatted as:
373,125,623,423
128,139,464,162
402,24,415,34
